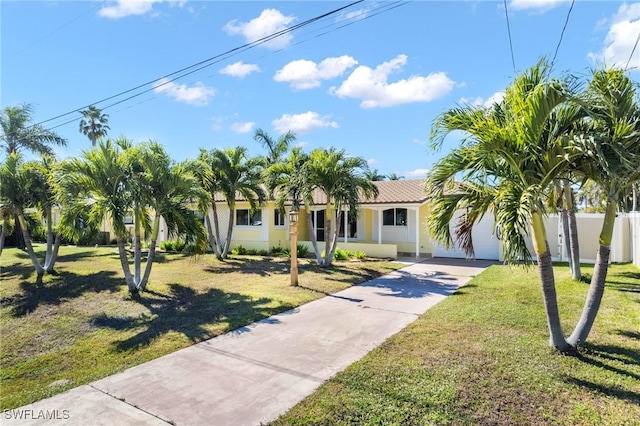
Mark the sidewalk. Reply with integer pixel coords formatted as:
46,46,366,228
4,259,493,426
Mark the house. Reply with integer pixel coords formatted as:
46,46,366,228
205,180,432,259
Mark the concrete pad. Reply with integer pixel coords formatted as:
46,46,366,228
2,385,167,426
7,259,491,426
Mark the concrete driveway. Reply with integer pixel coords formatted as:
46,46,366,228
4,258,493,426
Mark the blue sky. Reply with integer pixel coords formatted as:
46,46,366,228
2,1,639,178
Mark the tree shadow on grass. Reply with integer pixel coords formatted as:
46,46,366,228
92,283,294,351
564,377,640,404
0,262,36,280
204,257,290,277
7,270,122,317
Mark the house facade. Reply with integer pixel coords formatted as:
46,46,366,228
206,180,432,259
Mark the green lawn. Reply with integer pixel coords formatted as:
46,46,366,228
0,245,402,410
273,263,640,426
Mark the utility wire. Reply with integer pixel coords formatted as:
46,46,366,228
626,31,640,70
503,0,516,73
32,0,365,130
551,0,575,65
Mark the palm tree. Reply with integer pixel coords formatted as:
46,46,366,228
264,148,323,263
566,67,640,347
79,105,110,147
199,147,265,260
305,148,378,266
387,173,404,180
1,104,67,157
60,138,203,294
364,168,386,181
254,129,296,166
428,59,576,353
0,154,61,274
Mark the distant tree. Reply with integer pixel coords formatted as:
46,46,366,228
1,104,67,157
387,173,404,180
364,169,385,181
79,105,110,147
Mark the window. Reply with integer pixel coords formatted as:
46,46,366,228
236,209,262,226
274,209,285,227
124,215,134,225
382,208,407,226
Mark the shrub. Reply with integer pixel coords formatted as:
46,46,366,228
296,243,309,257
231,245,247,255
257,249,269,256
160,240,186,252
333,248,351,261
353,250,366,260
271,246,287,256
246,248,258,255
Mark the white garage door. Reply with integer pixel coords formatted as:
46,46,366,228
433,213,500,260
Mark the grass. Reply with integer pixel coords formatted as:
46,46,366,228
273,262,640,426
0,244,402,410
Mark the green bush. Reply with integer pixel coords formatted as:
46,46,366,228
246,248,258,255
160,240,186,252
333,248,351,261
271,246,288,256
257,249,269,256
353,250,366,259
230,245,247,255
296,243,309,257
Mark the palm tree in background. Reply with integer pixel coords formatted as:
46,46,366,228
254,128,296,166
387,173,404,180
79,105,110,147
364,168,385,181
1,104,67,156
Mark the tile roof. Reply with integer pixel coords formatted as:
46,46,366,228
214,179,429,205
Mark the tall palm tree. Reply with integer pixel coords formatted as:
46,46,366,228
79,105,110,147
567,67,640,347
1,104,67,156
305,148,378,266
387,173,404,180
428,59,576,353
199,147,265,260
254,128,296,166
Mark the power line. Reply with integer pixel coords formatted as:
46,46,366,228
503,0,516,73
32,0,365,130
626,31,640,70
551,0,575,65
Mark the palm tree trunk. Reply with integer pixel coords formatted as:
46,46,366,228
45,233,62,272
133,216,142,286
117,238,136,294
531,211,572,353
212,201,224,260
560,209,572,270
328,210,340,263
45,209,54,267
0,230,4,257
18,213,44,275
565,184,581,280
222,206,234,258
140,216,160,290
13,213,25,249
204,214,222,260
305,208,324,265
324,203,332,267
567,198,616,347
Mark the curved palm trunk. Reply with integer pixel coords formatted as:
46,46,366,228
565,184,581,280
567,198,616,347
211,201,224,259
133,215,142,286
305,208,324,265
116,238,136,294
560,209,572,269
328,209,340,262
204,214,222,260
139,216,160,290
531,211,572,353
18,213,44,275
44,233,61,272
43,208,62,272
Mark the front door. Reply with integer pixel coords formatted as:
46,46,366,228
310,210,325,241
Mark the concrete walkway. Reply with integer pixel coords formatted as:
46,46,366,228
5,258,493,426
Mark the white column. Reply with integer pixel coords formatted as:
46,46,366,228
415,207,420,258
344,210,348,243
377,209,382,244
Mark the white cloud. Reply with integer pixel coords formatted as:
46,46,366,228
336,5,374,22
153,78,215,106
98,0,185,19
412,138,427,146
509,0,567,12
274,55,358,90
459,91,505,108
588,3,640,71
272,111,338,134
404,168,430,179
295,141,309,148
230,121,255,133
367,158,379,165
331,55,456,108
223,9,296,50
210,116,226,131
220,61,261,78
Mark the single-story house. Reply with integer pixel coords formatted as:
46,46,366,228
203,179,432,259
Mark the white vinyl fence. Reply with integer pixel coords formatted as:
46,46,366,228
630,212,640,268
